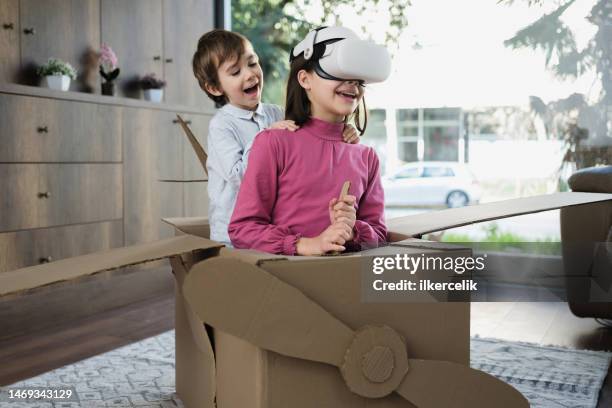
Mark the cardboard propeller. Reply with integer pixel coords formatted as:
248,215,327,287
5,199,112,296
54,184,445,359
183,257,529,407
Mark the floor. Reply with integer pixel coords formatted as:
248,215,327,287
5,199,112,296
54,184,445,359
1,296,612,406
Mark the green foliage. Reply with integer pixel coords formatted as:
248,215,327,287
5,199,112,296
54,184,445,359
501,0,611,171
36,58,77,80
232,0,410,104
441,223,561,256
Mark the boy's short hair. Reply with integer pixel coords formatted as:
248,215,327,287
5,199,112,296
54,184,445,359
192,29,248,106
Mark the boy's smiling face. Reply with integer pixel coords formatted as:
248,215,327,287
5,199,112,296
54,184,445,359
206,41,263,111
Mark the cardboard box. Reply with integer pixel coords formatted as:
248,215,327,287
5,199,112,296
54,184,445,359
2,192,612,407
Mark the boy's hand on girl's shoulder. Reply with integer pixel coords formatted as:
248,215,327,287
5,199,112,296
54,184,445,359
342,124,360,144
269,120,299,132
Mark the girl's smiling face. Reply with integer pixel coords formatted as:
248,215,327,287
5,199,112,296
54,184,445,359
297,69,364,123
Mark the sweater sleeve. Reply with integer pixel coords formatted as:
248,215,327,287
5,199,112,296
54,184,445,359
347,148,388,251
228,131,301,255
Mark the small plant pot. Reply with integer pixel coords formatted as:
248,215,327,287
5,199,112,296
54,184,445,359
44,75,71,91
143,89,163,103
101,81,115,96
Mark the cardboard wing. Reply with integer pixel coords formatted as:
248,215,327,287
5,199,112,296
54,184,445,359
0,235,222,296
388,191,612,237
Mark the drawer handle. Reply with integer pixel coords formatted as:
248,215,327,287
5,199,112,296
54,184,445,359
2,23,14,30
37,126,48,133
165,58,173,63
38,191,51,198
173,119,191,125
153,55,161,61
39,256,53,264
23,27,35,35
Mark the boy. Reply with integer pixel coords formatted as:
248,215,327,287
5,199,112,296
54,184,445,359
192,29,358,246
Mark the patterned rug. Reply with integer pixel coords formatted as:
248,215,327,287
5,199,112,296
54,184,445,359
1,331,611,407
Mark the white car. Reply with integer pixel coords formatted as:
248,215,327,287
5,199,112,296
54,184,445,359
382,162,482,207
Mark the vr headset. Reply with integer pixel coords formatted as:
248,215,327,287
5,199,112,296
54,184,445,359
290,26,391,84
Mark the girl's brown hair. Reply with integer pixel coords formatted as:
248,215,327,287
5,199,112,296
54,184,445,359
284,54,368,135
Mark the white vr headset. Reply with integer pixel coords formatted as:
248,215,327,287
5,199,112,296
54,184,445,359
290,26,391,84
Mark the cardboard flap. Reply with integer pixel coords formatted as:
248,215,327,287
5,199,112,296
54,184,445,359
388,192,612,237
0,235,221,297
176,114,208,176
219,247,287,266
163,216,212,239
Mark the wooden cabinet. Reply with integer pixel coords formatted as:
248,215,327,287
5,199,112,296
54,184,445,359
0,0,20,83
19,0,100,91
122,108,183,245
162,0,214,109
0,93,122,162
101,0,163,98
0,163,122,231
0,220,123,272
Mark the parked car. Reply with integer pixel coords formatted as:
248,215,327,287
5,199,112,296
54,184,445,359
382,161,482,207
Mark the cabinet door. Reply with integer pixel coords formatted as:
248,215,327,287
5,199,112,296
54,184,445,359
123,108,183,245
0,94,122,162
101,0,163,99
0,163,122,231
19,0,100,91
0,220,123,272
0,0,20,82
162,0,214,109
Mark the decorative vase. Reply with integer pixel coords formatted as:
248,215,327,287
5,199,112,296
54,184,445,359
101,81,115,96
143,89,163,103
44,75,71,91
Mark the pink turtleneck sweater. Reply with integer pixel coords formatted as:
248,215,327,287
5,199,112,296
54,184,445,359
228,118,387,255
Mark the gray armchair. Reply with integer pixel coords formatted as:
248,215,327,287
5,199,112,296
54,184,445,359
561,166,612,318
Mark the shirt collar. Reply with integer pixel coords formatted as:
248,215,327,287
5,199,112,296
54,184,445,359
221,103,265,120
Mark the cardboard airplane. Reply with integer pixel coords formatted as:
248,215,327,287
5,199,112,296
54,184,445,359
2,116,611,407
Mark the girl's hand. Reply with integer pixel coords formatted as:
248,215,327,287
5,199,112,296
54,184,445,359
270,120,299,131
329,195,357,240
342,124,360,144
296,222,353,255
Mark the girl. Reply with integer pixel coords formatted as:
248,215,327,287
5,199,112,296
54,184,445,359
228,28,387,255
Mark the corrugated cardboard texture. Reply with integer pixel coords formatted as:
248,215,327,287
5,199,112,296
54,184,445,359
388,192,612,237
210,249,471,407
0,235,221,296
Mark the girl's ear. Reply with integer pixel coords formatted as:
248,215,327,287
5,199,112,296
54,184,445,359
204,82,223,96
297,69,311,90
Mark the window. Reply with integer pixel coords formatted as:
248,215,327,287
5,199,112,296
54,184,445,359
423,167,454,177
395,167,420,179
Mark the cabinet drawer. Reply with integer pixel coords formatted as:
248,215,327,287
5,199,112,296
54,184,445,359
0,220,123,272
0,164,122,231
0,94,122,162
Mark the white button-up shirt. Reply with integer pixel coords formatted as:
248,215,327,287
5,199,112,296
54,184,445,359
206,103,284,245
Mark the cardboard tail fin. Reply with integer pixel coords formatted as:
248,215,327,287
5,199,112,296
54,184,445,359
176,114,208,176
183,257,529,407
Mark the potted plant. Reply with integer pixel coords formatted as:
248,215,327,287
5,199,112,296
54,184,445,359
140,73,166,103
99,43,120,96
37,58,77,91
